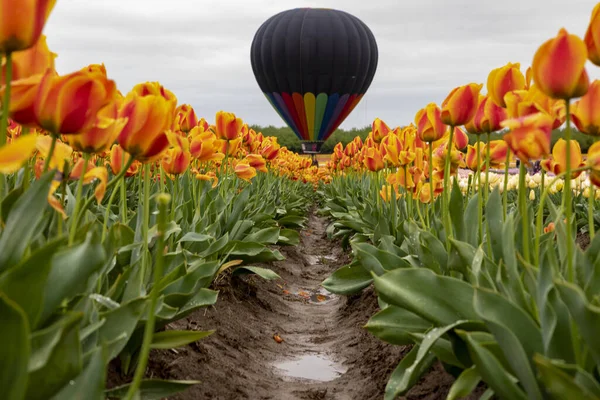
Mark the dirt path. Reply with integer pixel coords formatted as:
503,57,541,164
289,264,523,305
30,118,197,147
119,212,471,399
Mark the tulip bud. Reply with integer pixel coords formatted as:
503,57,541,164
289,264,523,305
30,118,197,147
441,83,483,126
585,3,600,66
532,28,589,100
372,118,391,143
118,82,177,162
35,66,117,134
572,80,600,136
415,103,445,142
487,63,526,107
215,111,244,141
0,0,56,53
173,104,199,133
501,113,553,164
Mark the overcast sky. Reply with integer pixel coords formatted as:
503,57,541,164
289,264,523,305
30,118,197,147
44,0,600,131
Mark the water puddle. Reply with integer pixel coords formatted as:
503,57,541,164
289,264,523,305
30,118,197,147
274,353,346,381
291,286,336,304
304,254,338,265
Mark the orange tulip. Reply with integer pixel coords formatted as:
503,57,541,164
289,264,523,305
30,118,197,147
504,86,565,129
173,104,198,133
487,62,526,107
532,28,589,100
387,167,415,190
109,144,139,177
441,83,482,126
587,141,600,187
161,132,191,176
220,136,242,157
465,144,484,171
260,138,280,160
2,74,43,126
196,171,218,188
572,79,600,136
501,113,553,164
34,66,117,134
488,140,509,167
585,3,600,66
234,161,256,181
1,35,55,84
215,111,243,141
452,127,469,150
0,0,56,53
415,103,445,142
189,128,224,163
372,118,391,143
118,82,177,162
65,100,127,153
363,146,385,172
382,134,404,167
245,154,268,172
540,139,584,178
544,222,556,234
472,95,508,133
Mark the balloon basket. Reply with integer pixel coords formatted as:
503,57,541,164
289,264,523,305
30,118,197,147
301,141,324,154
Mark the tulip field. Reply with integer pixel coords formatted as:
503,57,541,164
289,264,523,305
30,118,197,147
4,1,600,400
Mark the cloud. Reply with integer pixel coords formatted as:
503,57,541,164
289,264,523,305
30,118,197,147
43,0,600,131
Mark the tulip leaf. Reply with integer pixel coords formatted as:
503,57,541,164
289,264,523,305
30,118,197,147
39,233,106,327
0,238,63,328
98,297,146,360
534,354,600,400
277,215,306,228
151,330,214,349
0,294,30,400
104,379,200,400
232,266,280,280
449,179,466,242
365,305,432,345
485,188,504,262
384,345,435,400
51,344,107,400
321,263,372,295
458,330,528,400
178,232,213,243
278,228,300,246
447,366,481,400
465,194,479,246
26,312,82,400
373,268,479,326
555,281,600,367
473,288,543,400
0,171,53,272
242,227,280,244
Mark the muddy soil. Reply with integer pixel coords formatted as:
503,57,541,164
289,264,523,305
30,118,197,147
109,212,483,399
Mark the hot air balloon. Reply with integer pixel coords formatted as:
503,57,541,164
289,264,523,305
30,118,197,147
250,8,378,154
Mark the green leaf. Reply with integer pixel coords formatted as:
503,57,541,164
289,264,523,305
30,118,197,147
277,215,306,228
365,305,432,345
485,188,504,262
464,193,479,246
384,320,473,399
384,345,435,400
373,268,479,326
38,233,106,327
473,288,543,400
51,345,107,400
321,263,372,295
226,241,267,256
449,179,466,242
243,227,280,244
0,238,63,328
0,294,30,400
178,232,213,243
29,312,82,373
278,228,300,246
447,366,481,400
151,330,214,349
534,354,600,400
0,185,24,223
99,297,146,360
353,242,411,275
555,281,600,366
232,266,280,280
26,312,82,400
458,330,528,400
105,379,200,400
0,171,53,271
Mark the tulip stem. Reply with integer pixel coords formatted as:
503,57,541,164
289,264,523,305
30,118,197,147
125,193,170,400
101,179,121,243
589,185,595,241
120,150,128,224
428,143,434,229
443,125,455,249
69,153,90,245
503,150,510,218
476,141,483,243
485,133,491,203
564,100,574,282
42,135,58,173
142,163,151,265
0,52,12,220
519,162,530,263
169,176,179,248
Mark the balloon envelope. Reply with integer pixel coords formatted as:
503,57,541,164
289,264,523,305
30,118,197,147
250,8,378,143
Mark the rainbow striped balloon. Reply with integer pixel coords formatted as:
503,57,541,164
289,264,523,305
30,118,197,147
251,8,378,143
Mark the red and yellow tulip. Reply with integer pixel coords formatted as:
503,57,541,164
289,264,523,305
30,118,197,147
0,0,56,53
532,28,589,100
441,83,482,126
501,113,553,164
585,3,600,66
415,103,445,142
572,79,600,136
